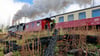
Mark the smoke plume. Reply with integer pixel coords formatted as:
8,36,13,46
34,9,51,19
13,0,92,21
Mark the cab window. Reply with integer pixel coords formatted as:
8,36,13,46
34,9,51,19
37,22,40,26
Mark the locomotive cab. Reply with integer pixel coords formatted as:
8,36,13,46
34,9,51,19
43,18,55,30
17,23,25,31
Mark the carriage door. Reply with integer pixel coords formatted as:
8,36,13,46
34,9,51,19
50,19,55,30
45,22,48,30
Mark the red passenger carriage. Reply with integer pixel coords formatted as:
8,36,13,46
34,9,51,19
55,17,100,29
24,18,53,32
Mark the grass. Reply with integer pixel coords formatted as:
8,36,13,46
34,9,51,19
12,51,21,56
0,46,4,56
96,45,100,48
0,52,4,56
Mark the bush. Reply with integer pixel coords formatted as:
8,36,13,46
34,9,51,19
12,51,21,56
0,29,2,32
96,45,100,48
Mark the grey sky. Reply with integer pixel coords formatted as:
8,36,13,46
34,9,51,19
0,0,100,27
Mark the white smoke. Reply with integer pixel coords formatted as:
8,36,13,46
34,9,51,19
13,0,92,20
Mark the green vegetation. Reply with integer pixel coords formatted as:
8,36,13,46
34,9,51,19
12,51,21,56
67,54,74,56
0,29,2,32
96,45,100,48
0,47,4,56
0,52,4,56
87,44,97,51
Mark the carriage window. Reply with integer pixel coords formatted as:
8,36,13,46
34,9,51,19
26,25,29,29
79,12,86,19
68,14,74,21
92,9,100,17
32,23,34,27
59,16,64,23
37,22,40,26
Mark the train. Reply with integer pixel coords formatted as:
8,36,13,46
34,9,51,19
8,5,100,36
5,5,100,55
